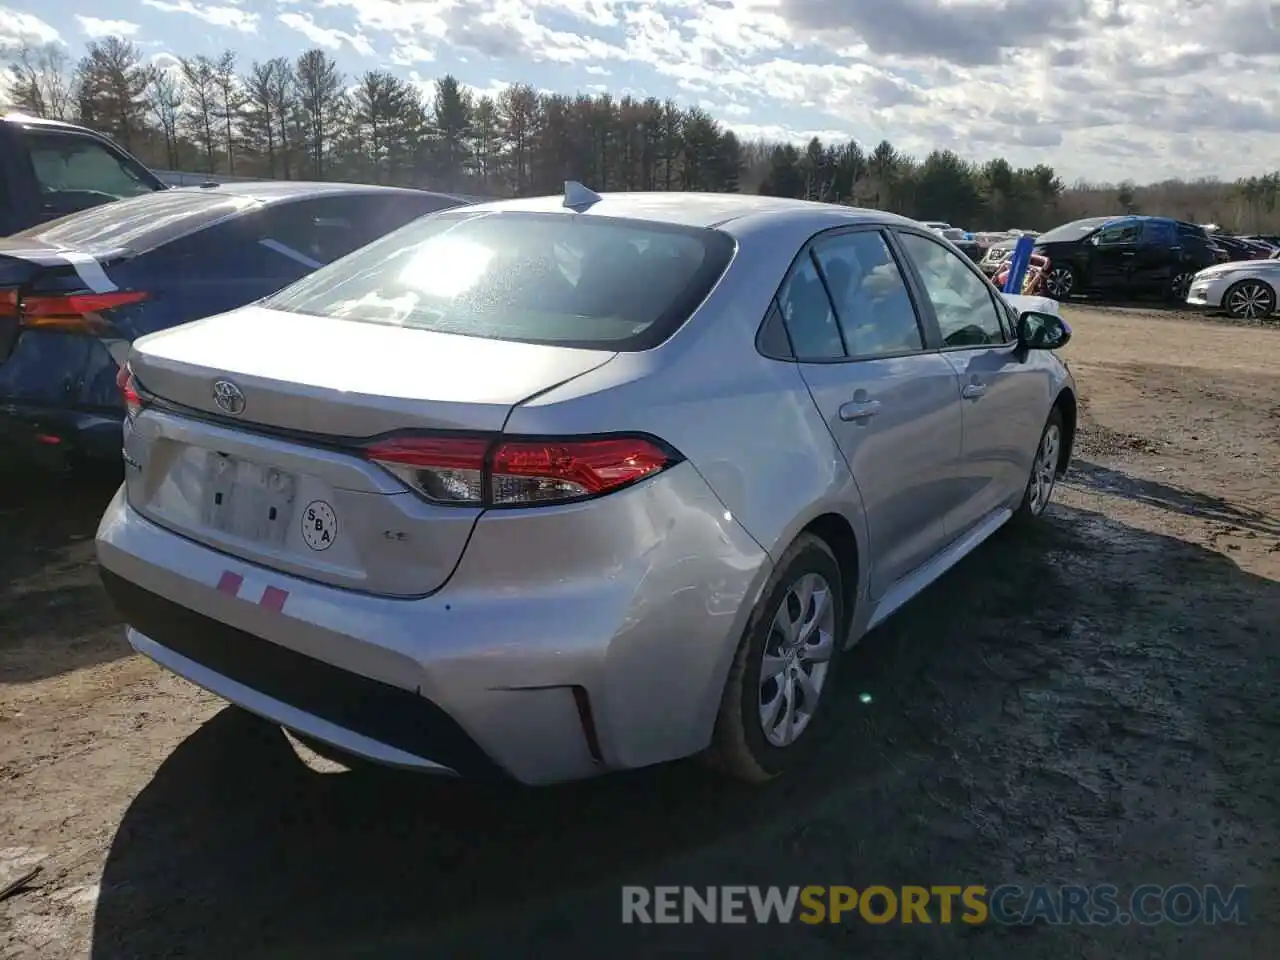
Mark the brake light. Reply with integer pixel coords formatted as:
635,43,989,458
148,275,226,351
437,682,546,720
116,364,144,420
18,290,149,332
0,290,17,318
364,433,678,506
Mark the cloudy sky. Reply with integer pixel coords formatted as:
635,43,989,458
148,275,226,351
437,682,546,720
1,0,1278,184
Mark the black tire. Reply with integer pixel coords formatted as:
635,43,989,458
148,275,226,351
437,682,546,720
707,533,846,783
1223,279,1276,320
1169,270,1195,303
1012,405,1065,524
1045,265,1075,300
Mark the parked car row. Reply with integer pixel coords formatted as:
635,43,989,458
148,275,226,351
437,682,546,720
976,215,1233,303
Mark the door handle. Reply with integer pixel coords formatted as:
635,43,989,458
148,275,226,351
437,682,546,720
961,382,987,400
839,399,882,422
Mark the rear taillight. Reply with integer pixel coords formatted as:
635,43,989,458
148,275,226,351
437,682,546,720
15,290,149,332
116,364,144,420
364,433,679,507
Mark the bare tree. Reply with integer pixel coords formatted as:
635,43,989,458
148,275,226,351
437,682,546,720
294,48,343,178
5,43,75,119
147,66,183,169
179,55,220,173
211,50,243,174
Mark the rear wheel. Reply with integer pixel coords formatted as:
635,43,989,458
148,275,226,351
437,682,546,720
1045,265,1075,299
1013,406,1065,523
1170,270,1195,302
1223,279,1276,320
708,533,845,783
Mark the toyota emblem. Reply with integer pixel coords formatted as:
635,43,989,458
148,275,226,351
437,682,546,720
212,379,246,416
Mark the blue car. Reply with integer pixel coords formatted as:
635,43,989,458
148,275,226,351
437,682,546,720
0,181,466,473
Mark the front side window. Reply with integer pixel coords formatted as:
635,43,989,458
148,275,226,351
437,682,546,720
812,230,923,359
261,210,735,352
897,231,1007,347
24,131,158,201
1095,221,1141,245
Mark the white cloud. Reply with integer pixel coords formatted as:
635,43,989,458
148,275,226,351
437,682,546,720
0,7,60,50
278,12,374,57
76,16,142,39
140,0,259,34
32,0,1280,182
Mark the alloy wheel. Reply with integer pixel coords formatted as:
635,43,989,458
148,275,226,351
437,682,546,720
1046,267,1074,299
1226,281,1275,319
758,572,835,747
1028,423,1061,516
1172,272,1194,301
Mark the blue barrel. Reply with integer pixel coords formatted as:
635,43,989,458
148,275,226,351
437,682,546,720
1002,234,1036,294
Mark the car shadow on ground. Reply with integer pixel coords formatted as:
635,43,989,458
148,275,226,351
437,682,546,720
89,505,1279,960
1068,459,1280,538
0,469,128,683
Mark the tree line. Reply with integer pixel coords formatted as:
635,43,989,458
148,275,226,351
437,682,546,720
6,37,1280,233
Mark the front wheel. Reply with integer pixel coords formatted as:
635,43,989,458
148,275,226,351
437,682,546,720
1013,406,1065,523
1223,279,1276,320
1045,265,1075,299
1170,270,1195,302
707,533,845,783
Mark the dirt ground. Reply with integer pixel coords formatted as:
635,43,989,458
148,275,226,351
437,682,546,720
1,304,1277,959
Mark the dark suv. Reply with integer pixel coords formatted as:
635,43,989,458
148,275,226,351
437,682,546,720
0,114,166,236
1034,215,1226,302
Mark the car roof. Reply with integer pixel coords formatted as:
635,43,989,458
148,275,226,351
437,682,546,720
2,113,107,135
454,191,920,232
164,181,465,204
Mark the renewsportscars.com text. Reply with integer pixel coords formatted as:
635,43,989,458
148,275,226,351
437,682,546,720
621,884,1248,926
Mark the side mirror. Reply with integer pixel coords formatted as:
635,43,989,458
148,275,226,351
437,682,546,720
1017,310,1072,350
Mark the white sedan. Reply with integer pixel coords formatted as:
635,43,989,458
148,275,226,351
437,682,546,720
1186,259,1280,320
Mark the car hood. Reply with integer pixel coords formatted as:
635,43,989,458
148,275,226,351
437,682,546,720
1196,259,1280,278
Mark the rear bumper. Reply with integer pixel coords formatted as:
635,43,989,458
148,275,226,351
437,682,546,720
0,402,123,470
95,468,772,785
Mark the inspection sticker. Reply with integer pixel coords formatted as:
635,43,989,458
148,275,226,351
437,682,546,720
301,500,338,551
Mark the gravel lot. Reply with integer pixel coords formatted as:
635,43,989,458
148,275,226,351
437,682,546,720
1,304,1277,959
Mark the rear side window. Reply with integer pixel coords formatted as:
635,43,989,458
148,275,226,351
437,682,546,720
23,130,158,201
260,210,736,351
777,254,843,360
1141,220,1176,247
15,190,256,252
256,194,462,268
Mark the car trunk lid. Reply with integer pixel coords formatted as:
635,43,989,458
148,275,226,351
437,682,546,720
123,304,617,595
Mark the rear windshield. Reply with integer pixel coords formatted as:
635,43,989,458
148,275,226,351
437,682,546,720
15,190,258,253
260,210,737,351
1037,217,1116,243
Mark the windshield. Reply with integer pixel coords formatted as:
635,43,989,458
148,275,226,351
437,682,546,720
15,190,258,252
1037,217,1117,244
261,210,737,351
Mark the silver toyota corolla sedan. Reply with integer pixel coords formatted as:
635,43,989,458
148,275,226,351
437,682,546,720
96,186,1077,785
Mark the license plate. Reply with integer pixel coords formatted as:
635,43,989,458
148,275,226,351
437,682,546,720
201,452,297,545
